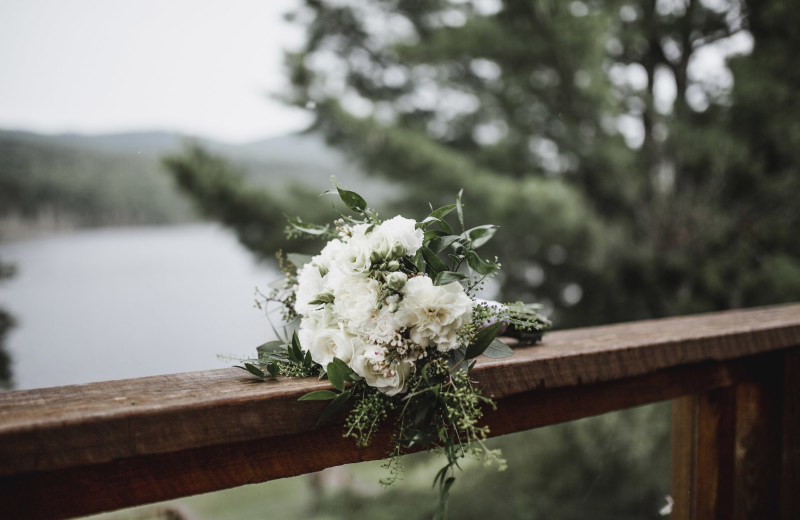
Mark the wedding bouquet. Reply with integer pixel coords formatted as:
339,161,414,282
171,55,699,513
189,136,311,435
242,185,550,518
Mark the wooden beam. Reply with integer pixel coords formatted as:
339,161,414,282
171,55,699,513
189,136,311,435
2,303,798,478
0,304,798,518
0,357,769,519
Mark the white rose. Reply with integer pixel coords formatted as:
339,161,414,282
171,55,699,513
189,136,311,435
335,235,372,276
350,344,413,396
397,276,474,352
374,216,424,257
299,318,361,367
333,275,382,331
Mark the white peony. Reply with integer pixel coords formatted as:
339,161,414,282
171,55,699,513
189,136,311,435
294,262,327,315
361,306,402,345
350,343,413,396
397,276,474,352
316,238,345,273
333,275,382,331
299,318,361,367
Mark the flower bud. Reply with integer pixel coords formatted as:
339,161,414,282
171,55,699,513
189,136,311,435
310,291,334,305
391,241,406,257
387,260,400,271
385,271,407,291
370,249,385,263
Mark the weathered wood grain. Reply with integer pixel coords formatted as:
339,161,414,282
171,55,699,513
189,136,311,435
781,349,800,520
669,351,793,520
0,357,766,520
0,303,798,519
2,303,797,478
670,396,695,520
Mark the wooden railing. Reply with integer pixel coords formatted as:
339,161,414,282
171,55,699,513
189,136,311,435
1,303,799,519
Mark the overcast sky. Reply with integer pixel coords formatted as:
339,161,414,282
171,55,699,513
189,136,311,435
0,0,312,144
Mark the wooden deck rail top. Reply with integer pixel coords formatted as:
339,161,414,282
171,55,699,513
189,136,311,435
1,303,799,519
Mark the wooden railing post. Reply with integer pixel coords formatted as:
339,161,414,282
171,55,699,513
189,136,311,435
780,349,800,520
671,387,736,520
671,348,800,520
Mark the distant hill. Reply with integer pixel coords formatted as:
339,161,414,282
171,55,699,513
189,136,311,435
0,129,393,238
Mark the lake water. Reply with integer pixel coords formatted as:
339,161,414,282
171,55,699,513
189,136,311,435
0,224,280,390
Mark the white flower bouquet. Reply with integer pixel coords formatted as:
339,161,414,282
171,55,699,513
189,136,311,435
242,185,550,518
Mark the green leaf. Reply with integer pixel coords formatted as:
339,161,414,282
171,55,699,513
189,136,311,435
428,235,460,254
286,216,329,236
429,204,457,220
447,349,467,373
289,330,304,363
298,390,338,401
466,225,497,248
257,340,284,356
414,248,426,273
266,363,280,377
434,271,467,286
483,338,514,359
437,218,454,235
465,322,504,359
456,189,464,230
318,390,352,423
424,229,448,242
337,187,367,212
243,363,266,378
422,247,448,274
466,251,497,275
326,358,347,391
287,253,313,269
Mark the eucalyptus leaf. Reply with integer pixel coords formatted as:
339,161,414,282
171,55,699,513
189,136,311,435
286,216,329,236
326,358,347,391
298,390,338,401
466,251,497,275
437,218,454,235
424,229,448,242
337,187,367,212
243,363,266,378
447,348,467,373
434,271,467,286
414,248,426,273
429,204,457,219
466,225,497,248
289,330,304,363
465,322,504,359
456,189,464,230
257,340,284,356
287,253,313,269
483,338,514,358
318,390,352,423
428,235,460,254
422,247,448,274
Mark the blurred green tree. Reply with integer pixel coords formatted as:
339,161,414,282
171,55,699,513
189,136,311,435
166,0,800,328
161,2,800,517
